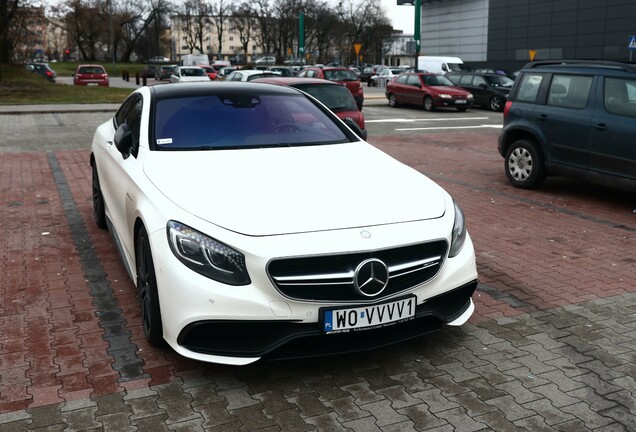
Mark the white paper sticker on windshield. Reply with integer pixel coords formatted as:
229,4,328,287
157,138,173,145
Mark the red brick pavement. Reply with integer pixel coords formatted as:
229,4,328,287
1,132,635,414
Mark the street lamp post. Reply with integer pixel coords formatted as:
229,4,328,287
397,0,421,71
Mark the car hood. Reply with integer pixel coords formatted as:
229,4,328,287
435,86,471,96
144,142,447,236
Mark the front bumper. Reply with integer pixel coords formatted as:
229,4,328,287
177,280,477,361
435,98,473,108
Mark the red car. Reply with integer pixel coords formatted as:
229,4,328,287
297,66,364,110
252,77,367,140
385,72,473,112
198,64,217,80
73,64,109,86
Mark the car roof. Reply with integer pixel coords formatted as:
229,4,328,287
150,82,302,101
520,60,636,75
251,77,340,86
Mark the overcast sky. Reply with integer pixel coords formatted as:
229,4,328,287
381,0,415,34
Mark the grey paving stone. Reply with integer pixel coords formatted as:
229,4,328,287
560,401,615,429
375,385,422,410
288,393,333,419
253,390,296,414
604,390,636,415
324,396,371,423
494,379,543,405
94,392,130,417
437,361,480,382
304,411,350,431
130,413,170,432
341,381,385,405
390,371,435,393
461,377,508,401
523,399,575,426
341,415,381,432
0,420,30,432
447,392,498,417
193,400,236,429
380,420,417,431
513,414,558,432
397,403,447,430
436,406,488,431
536,369,587,393
228,404,276,430
484,395,536,421
61,406,102,431
572,372,623,396
157,398,202,425
312,378,352,401
27,404,62,429
597,406,635,432
167,417,206,432
566,387,618,413
358,399,409,427
126,394,167,420
425,374,470,397
99,412,138,432
183,384,225,407
474,411,529,431
410,388,460,414
216,387,259,411
60,398,97,413
267,408,315,432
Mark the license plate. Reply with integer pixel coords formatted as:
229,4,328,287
322,296,416,334
455,99,466,104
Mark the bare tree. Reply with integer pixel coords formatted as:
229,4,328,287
210,0,228,61
1,0,28,62
336,0,387,65
179,0,211,54
230,1,257,63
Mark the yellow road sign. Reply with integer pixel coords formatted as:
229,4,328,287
529,50,537,61
353,43,362,55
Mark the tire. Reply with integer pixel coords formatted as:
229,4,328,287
490,95,504,112
92,163,107,229
136,226,164,346
424,95,435,111
504,139,546,189
388,93,400,108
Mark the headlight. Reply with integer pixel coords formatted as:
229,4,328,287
467,93,474,99
167,221,250,285
448,201,467,258
439,94,452,99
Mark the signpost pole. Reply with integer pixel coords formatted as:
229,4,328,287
414,0,421,71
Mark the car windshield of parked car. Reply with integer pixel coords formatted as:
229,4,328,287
323,69,358,81
423,75,455,86
181,68,206,77
79,66,105,74
294,85,358,112
154,93,350,150
485,75,514,87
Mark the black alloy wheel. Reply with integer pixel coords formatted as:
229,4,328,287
490,95,504,111
136,226,164,346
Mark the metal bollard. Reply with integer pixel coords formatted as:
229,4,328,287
135,72,140,85
142,76,147,86
122,70,126,80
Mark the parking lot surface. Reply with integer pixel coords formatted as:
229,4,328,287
0,108,635,431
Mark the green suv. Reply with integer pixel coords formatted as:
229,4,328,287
498,60,636,191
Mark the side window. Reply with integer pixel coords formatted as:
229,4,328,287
114,96,135,128
407,75,420,86
547,74,592,109
459,75,472,85
516,73,544,103
125,95,143,154
395,75,408,84
604,77,636,117
473,76,487,86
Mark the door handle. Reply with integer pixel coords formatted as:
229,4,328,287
537,114,548,121
594,123,607,131
106,140,114,146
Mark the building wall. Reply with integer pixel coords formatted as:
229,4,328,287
420,0,489,62
488,0,636,64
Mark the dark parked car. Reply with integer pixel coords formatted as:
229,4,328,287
498,60,636,191
155,65,177,80
447,72,513,111
25,62,57,82
140,64,157,79
385,72,473,111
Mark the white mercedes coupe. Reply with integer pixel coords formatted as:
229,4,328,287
90,82,478,365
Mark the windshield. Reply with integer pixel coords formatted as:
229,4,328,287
447,63,463,72
295,85,358,112
485,75,514,87
423,75,454,86
181,68,206,77
154,94,349,150
324,69,358,81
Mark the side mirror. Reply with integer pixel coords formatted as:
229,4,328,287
114,123,133,159
479,83,488,89
344,117,366,140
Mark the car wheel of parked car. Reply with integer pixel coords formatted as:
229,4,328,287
92,163,107,229
424,96,435,111
504,139,546,189
490,96,504,111
136,226,164,346
388,93,400,108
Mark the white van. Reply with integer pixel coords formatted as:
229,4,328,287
417,56,464,74
182,54,209,66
